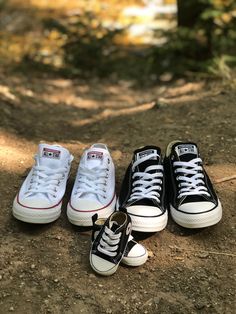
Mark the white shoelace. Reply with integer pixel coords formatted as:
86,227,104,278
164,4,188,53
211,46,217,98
76,166,108,198
26,165,67,198
97,226,121,257
128,153,163,203
174,157,210,199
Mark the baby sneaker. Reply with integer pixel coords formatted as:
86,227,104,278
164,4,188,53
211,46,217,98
12,143,73,223
90,211,132,276
91,214,148,267
67,143,116,226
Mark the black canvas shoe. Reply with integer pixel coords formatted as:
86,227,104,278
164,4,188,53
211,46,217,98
91,214,148,267
90,211,132,276
164,141,222,228
117,146,168,232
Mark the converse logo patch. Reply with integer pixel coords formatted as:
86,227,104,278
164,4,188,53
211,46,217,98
87,151,103,160
175,144,198,156
42,148,61,159
136,149,159,160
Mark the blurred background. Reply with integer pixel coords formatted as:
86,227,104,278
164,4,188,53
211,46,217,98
1,0,236,83
0,3,236,314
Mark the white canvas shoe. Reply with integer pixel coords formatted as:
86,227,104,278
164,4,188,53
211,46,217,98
67,143,116,226
13,144,73,224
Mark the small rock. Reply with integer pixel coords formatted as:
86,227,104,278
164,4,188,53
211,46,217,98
195,302,206,310
148,250,154,258
139,269,146,274
9,307,14,312
30,264,36,269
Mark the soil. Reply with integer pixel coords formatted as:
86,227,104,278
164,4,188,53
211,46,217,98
0,70,236,314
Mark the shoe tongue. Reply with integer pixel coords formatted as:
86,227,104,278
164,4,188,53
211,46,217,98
38,144,69,169
84,148,106,169
174,143,199,162
109,221,120,232
133,146,161,172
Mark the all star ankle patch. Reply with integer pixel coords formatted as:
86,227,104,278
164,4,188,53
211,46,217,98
136,149,159,160
87,151,103,160
175,144,198,156
42,147,61,159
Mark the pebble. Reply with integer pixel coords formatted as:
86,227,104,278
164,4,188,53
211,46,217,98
147,250,154,258
139,269,146,275
9,307,14,312
30,264,36,269
195,302,206,309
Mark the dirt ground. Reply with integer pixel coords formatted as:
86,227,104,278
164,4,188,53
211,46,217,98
0,69,236,314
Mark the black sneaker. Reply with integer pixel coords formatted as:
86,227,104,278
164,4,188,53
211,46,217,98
164,141,222,228
117,146,168,232
90,211,132,276
91,214,148,267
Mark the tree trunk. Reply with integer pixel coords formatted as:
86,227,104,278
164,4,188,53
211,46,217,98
177,0,207,27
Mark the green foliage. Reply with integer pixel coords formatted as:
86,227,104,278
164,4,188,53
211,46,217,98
150,0,236,78
43,13,126,77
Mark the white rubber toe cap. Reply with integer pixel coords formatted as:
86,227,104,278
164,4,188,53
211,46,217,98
70,199,103,211
127,243,147,258
127,205,163,217
179,201,216,214
90,254,117,276
17,195,54,209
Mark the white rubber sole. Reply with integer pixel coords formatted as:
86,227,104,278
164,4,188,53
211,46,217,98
12,197,61,224
116,199,168,232
89,253,119,276
67,196,116,227
121,250,148,267
129,211,168,232
170,200,222,228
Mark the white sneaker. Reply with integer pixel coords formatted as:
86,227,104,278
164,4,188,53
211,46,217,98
13,144,73,224
67,143,116,226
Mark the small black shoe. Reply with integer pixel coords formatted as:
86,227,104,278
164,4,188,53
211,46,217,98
90,211,132,276
164,141,222,228
91,214,148,267
117,146,168,232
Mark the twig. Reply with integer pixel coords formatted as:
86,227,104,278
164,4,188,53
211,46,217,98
214,175,236,184
170,246,236,257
